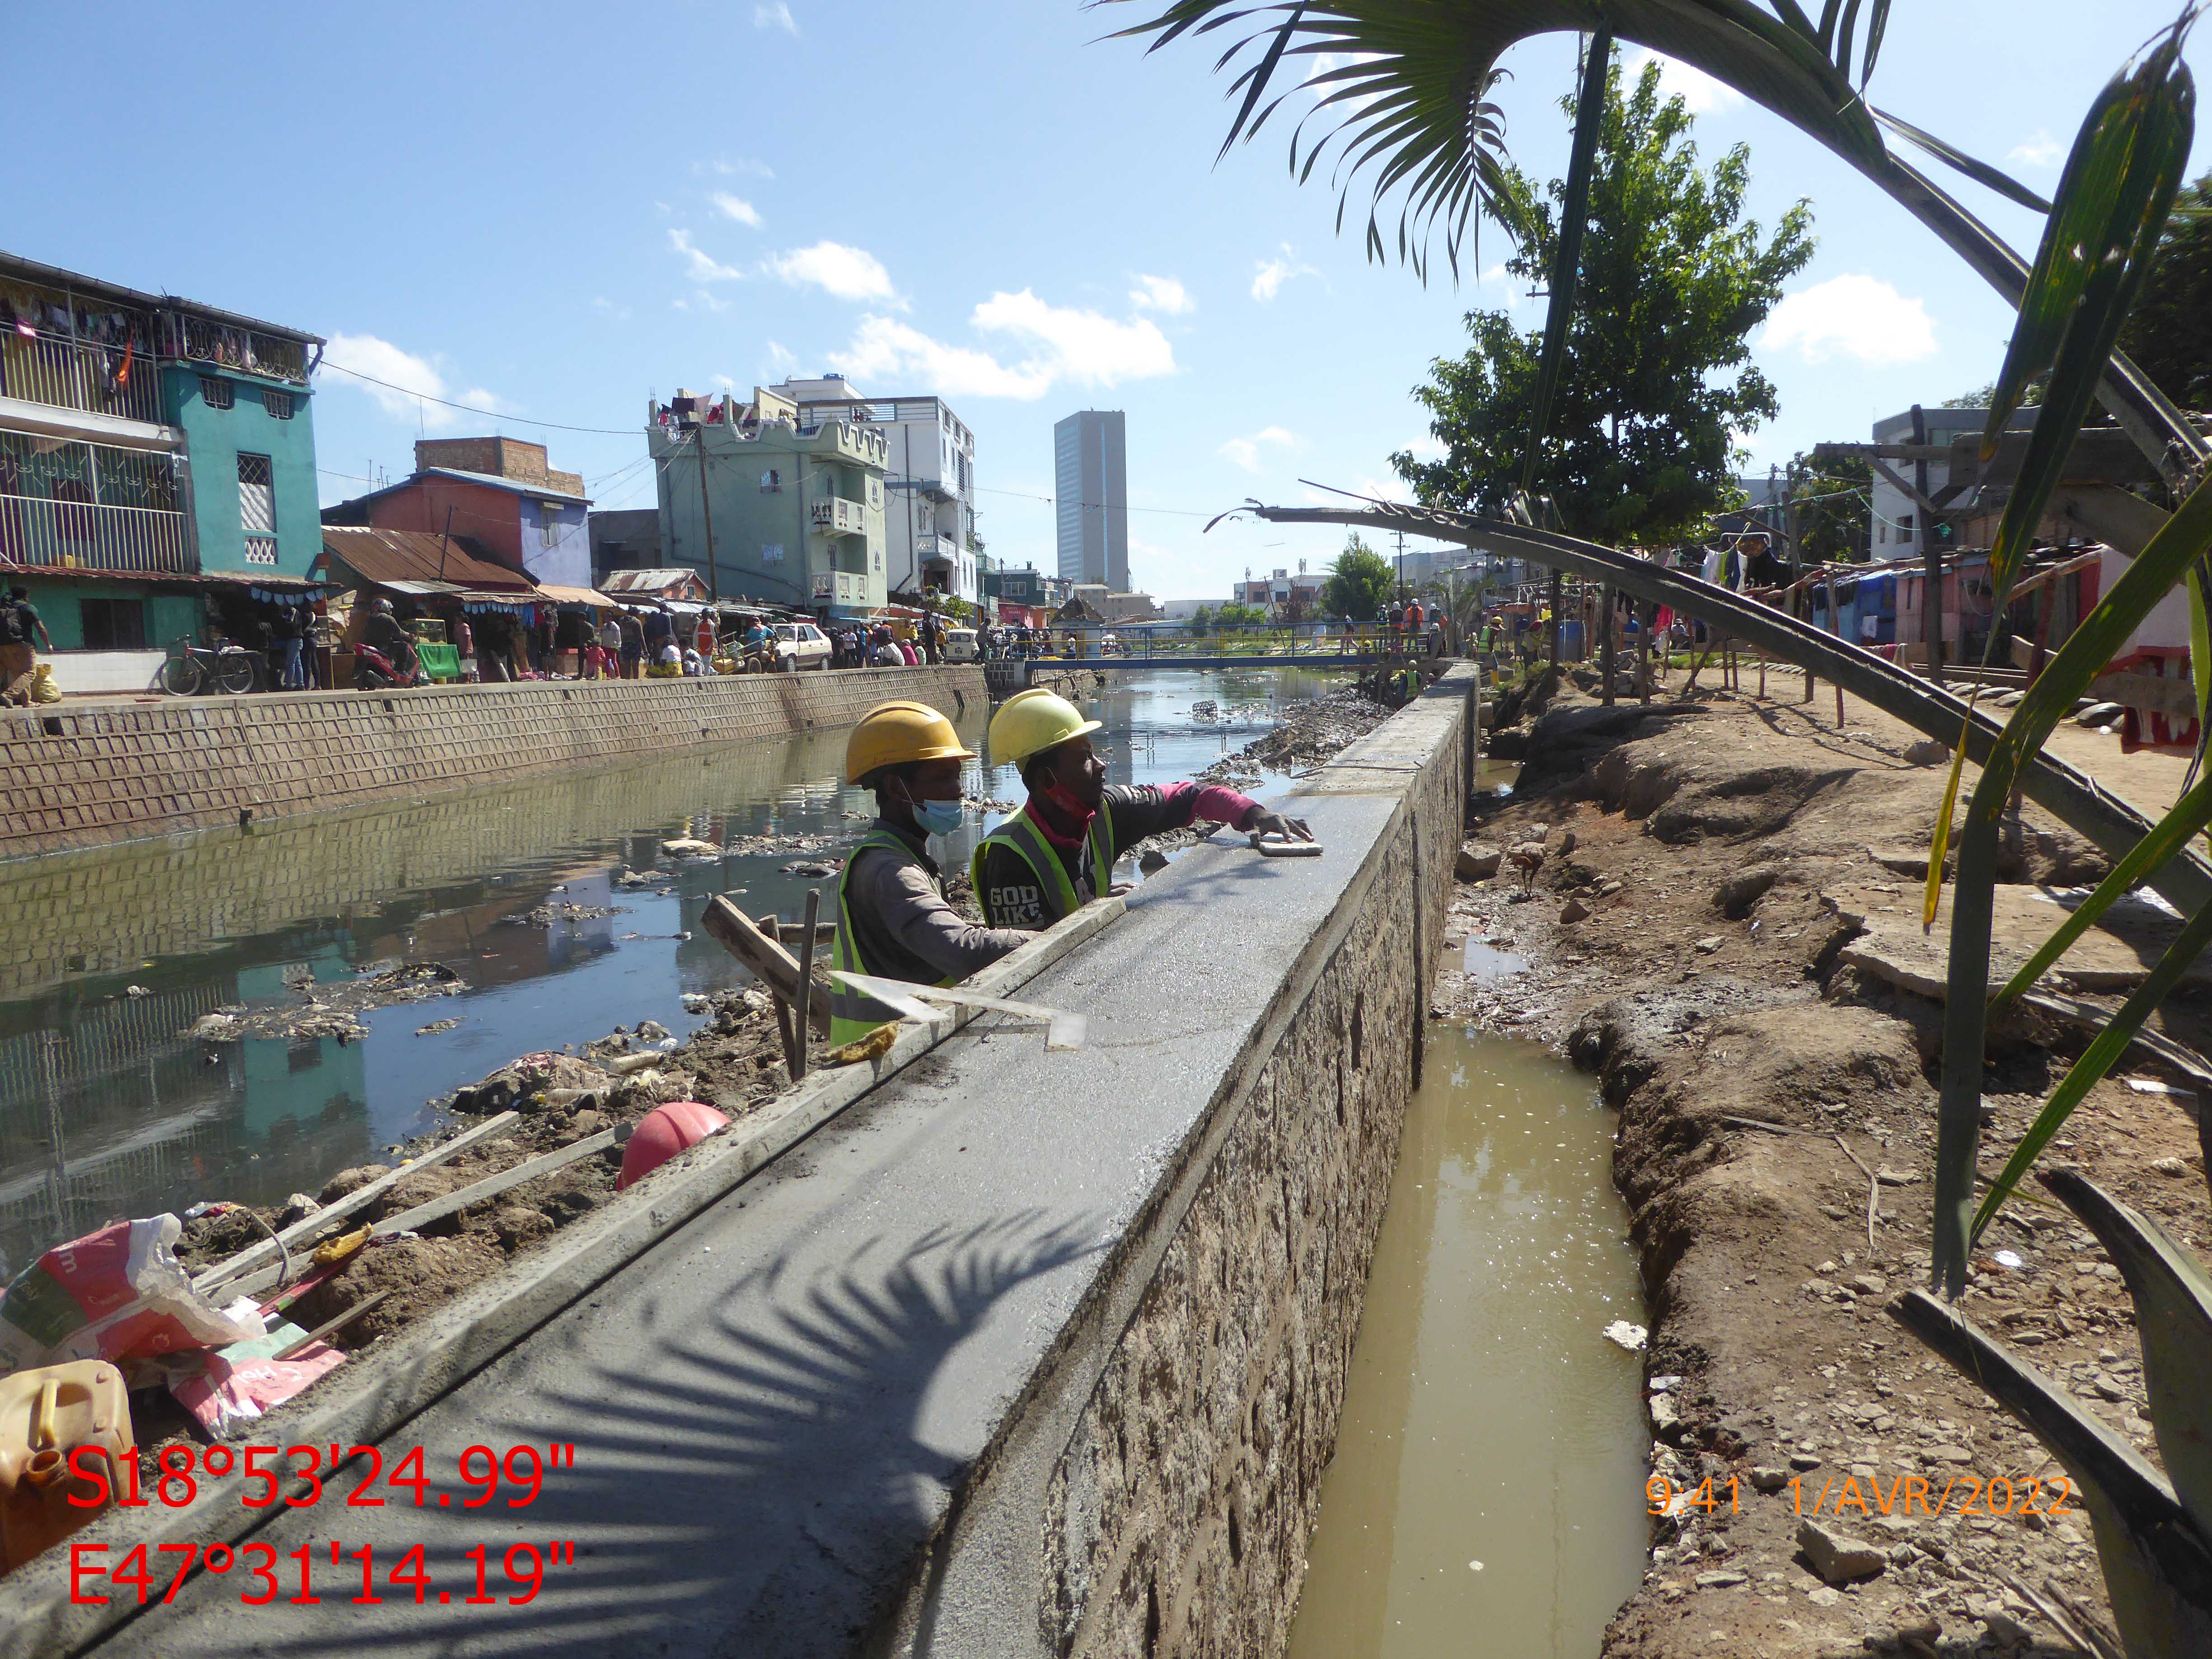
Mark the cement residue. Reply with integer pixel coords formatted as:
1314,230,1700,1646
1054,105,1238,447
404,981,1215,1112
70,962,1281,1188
1446,679,2212,1659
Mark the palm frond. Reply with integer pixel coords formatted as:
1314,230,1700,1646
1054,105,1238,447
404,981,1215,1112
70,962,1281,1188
1873,108,2052,213
1102,0,1883,276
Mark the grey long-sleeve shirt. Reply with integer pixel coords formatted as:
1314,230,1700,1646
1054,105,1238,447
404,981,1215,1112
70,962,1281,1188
843,820,1031,987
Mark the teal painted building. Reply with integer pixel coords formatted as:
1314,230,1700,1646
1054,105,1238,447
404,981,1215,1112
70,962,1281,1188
0,249,324,693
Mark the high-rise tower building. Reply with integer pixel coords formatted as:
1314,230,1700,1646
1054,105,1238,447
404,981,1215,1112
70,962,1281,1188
1053,409,1127,590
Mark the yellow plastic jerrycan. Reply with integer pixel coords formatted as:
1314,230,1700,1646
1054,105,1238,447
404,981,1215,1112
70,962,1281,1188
0,1360,133,1575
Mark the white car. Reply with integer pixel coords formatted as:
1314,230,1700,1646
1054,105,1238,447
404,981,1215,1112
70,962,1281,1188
942,626,978,663
773,621,832,671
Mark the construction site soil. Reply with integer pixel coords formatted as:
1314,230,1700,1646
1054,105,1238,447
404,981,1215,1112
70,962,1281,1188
1444,667,2211,1659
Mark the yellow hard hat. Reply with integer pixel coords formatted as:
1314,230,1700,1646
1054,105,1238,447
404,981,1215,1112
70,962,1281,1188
989,687,1102,767
845,701,976,784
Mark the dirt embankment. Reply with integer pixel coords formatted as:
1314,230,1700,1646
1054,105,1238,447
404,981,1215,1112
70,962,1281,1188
1436,673,2212,1659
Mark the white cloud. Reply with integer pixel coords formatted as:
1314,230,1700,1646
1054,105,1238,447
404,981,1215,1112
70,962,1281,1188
1129,274,1194,315
2009,129,2065,169
1252,244,1321,301
710,192,762,228
321,333,502,431
701,156,775,180
827,289,1179,403
974,290,1176,384
669,228,744,284
1762,274,1938,366
753,2,796,34
1624,47,1744,115
764,340,797,375
764,240,898,304
1219,426,1300,472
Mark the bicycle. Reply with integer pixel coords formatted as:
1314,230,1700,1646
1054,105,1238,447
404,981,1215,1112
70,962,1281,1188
159,633,261,696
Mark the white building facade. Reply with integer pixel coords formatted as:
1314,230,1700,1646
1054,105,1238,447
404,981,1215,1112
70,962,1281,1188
1054,409,1127,590
770,375,978,605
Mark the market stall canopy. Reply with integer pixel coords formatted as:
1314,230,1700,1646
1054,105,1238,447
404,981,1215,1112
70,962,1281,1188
317,527,535,593
532,583,612,609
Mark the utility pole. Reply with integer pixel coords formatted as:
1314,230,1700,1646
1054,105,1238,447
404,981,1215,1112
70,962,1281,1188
436,503,454,582
1393,529,1406,602
694,427,721,602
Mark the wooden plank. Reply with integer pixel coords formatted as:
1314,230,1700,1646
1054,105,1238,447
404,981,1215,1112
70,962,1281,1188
370,1127,628,1239
192,1111,522,1294
702,894,831,1035
2091,669,2200,723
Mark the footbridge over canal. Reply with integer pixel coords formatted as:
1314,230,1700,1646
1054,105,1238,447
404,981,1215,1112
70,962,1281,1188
5,670,1481,1659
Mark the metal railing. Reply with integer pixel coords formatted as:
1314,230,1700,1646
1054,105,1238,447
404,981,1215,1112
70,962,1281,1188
0,494,194,573
169,313,311,384
809,497,868,535
0,329,164,425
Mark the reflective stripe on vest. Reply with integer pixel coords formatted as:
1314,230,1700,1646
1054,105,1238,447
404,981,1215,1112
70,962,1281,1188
970,799,1115,929
830,830,956,1047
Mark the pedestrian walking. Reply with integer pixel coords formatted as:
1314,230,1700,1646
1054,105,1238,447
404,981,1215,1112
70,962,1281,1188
1,586,50,704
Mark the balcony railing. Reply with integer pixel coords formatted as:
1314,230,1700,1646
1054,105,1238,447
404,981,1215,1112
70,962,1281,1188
811,569,869,605
809,497,868,536
0,329,165,426
0,495,193,573
167,314,311,385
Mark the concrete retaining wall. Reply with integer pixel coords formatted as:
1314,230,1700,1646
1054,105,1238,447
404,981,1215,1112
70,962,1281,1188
16,668,1475,1659
0,666,985,860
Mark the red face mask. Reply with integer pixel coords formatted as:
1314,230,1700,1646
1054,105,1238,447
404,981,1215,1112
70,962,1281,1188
1038,769,1096,835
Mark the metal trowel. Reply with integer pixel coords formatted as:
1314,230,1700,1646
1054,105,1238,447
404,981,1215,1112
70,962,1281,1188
1248,831,1323,858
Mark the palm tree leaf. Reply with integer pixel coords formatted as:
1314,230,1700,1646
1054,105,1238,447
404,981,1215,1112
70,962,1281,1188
1101,0,1884,276
1983,45,2194,612
1923,727,1969,928
1971,897,2212,1246
1992,770,2212,1008
1874,108,2051,212
1522,30,1612,491
2191,559,2212,787
1930,464,2212,1290
1857,0,1890,85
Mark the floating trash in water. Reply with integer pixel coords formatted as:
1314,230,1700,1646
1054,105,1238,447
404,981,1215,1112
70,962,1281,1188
1468,1561,1485,1572
1601,1320,1648,1353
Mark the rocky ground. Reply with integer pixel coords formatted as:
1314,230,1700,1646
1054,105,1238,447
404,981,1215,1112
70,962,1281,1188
1434,666,2212,1659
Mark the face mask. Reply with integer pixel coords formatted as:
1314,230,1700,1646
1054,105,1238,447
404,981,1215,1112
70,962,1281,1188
895,782,964,837
1039,771,1097,830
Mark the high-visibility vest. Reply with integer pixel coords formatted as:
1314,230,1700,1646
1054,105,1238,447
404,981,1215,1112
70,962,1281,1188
971,799,1116,929
830,830,957,1047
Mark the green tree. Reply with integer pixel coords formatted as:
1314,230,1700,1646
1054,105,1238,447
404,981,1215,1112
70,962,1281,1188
2117,171,2212,412
1213,601,1269,628
1186,604,1214,636
1321,534,1393,621
1389,55,1813,545
1785,452,1873,564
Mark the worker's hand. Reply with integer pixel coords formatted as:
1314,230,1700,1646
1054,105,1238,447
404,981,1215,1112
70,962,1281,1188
1247,807,1314,843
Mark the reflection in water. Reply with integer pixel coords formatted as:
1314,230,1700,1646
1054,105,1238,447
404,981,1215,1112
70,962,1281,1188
0,669,1339,1275
1289,1029,1648,1659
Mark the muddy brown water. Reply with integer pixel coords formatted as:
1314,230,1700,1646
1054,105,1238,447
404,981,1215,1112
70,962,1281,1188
1289,1026,1649,1658
0,669,1342,1276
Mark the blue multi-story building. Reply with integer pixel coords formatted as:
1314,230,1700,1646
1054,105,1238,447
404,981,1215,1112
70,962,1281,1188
0,250,323,692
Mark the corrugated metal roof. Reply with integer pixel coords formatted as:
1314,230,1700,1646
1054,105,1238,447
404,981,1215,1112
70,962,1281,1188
318,527,534,592
534,584,612,608
600,568,707,594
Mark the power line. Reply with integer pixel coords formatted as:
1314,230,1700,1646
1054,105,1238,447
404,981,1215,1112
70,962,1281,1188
316,359,640,435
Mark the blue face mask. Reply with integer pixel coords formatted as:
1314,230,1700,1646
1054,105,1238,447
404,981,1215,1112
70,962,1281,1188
900,788,964,838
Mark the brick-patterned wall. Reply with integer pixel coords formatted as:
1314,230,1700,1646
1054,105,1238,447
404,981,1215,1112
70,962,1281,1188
0,667,985,862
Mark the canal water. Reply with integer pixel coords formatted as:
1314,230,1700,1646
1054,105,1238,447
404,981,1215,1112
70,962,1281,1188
1288,1027,1649,1658
0,668,1340,1276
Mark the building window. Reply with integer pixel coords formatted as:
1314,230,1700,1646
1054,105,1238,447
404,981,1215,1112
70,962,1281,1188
760,469,781,492
199,376,234,410
539,499,564,533
1898,512,1914,542
237,452,275,542
261,387,294,420
79,597,145,651
868,480,879,506
761,542,784,564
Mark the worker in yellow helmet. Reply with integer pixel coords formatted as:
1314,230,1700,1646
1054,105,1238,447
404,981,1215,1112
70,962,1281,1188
972,688,1312,930
829,700,1035,1045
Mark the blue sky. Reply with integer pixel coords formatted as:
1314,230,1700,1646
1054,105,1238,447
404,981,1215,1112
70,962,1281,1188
6,2,2203,597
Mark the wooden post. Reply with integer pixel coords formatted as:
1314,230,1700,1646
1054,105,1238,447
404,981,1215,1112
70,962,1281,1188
1547,568,1563,672
791,889,820,1082
1638,602,1652,705
1600,585,1616,706
702,894,831,1036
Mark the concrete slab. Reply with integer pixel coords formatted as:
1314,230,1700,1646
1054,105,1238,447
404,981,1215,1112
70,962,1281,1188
1832,881,2210,999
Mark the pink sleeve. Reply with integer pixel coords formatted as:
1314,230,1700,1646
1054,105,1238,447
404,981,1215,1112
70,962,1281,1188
1189,783,1258,826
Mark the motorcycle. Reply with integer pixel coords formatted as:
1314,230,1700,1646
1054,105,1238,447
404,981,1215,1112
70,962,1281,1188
352,638,423,690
